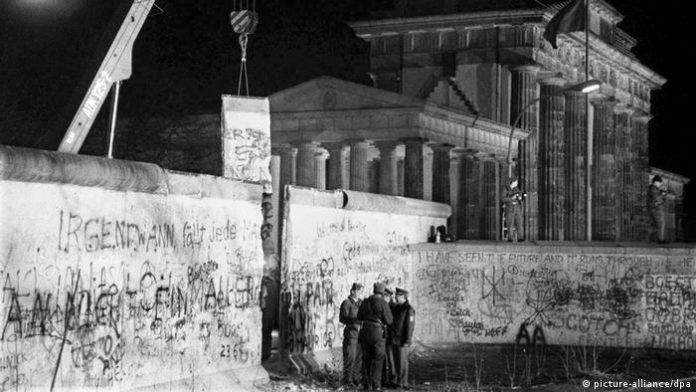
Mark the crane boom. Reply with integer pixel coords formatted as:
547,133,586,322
58,0,156,154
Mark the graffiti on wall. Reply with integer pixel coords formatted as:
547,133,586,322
0,182,264,390
413,249,696,350
281,204,443,354
643,274,696,350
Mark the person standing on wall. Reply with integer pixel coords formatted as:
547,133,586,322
390,288,415,390
340,282,364,387
382,287,397,388
502,176,526,242
647,175,669,244
357,282,393,391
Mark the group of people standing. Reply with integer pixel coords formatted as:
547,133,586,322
340,282,415,391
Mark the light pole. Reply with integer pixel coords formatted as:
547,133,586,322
504,78,601,240
505,79,601,175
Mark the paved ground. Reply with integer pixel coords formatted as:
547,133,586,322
255,343,696,392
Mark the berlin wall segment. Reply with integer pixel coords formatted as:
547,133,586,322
280,187,447,357
0,174,266,390
412,244,696,352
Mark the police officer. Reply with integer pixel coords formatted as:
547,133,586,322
340,283,364,387
647,175,668,244
357,282,393,391
390,288,415,390
503,176,526,242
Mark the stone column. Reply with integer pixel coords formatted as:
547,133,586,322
314,149,328,190
431,144,454,204
349,140,370,192
295,142,318,188
480,155,500,240
374,141,400,195
591,99,617,241
423,146,434,201
564,90,587,240
510,65,540,240
323,142,347,190
461,151,481,239
614,106,634,241
449,149,466,239
343,149,351,190
271,146,296,267
368,157,381,194
538,78,566,240
397,157,405,196
632,114,651,241
403,138,425,199
272,145,297,189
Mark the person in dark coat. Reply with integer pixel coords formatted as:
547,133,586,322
340,282,364,387
647,175,668,244
357,282,393,391
502,176,526,242
382,288,397,388
390,288,415,390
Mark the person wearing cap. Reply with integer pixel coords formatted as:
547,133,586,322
357,282,393,391
647,175,668,244
390,288,415,390
340,282,364,387
382,288,397,388
502,176,526,242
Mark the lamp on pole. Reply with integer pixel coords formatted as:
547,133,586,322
504,78,601,242
505,79,601,177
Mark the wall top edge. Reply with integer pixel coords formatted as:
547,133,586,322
0,144,262,202
286,186,451,219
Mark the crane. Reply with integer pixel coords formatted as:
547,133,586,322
57,0,156,155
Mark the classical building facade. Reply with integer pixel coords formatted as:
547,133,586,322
270,0,689,242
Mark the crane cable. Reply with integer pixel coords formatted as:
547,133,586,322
230,1,258,96
237,33,250,96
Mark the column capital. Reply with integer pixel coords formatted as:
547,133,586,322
450,147,470,155
294,141,319,148
590,96,617,107
400,137,428,145
614,104,635,115
450,147,471,160
538,76,566,87
373,140,401,151
632,113,653,123
346,138,370,146
509,64,542,74
321,141,346,151
474,152,496,162
271,145,297,157
314,149,329,159
428,143,455,152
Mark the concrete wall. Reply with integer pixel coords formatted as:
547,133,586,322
280,187,449,360
412,242,696,351
0,146,267,391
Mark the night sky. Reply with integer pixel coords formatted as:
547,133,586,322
1,0,693,238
